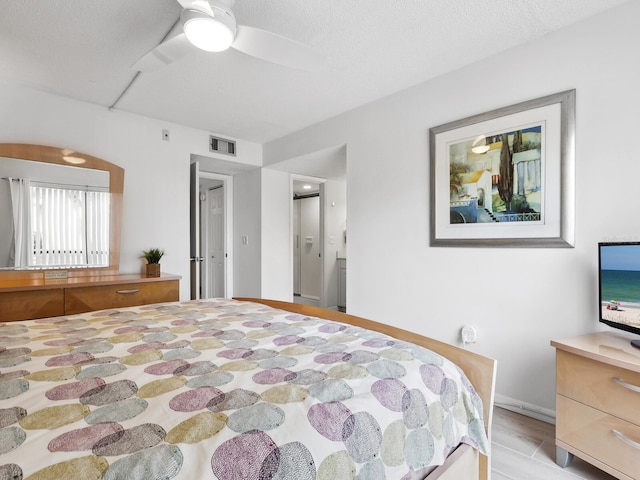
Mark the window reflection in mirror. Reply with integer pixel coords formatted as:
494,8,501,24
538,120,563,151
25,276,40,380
0,157,110,269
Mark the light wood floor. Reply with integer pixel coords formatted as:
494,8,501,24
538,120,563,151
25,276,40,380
492,407,616,480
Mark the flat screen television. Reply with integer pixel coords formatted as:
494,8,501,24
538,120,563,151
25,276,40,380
599,241,640,349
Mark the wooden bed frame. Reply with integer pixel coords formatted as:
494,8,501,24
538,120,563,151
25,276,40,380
234,298,497,480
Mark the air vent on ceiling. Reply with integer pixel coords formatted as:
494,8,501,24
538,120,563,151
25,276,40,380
209,135,236,156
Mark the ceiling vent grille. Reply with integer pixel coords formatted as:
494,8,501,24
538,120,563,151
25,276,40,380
209,135,236,156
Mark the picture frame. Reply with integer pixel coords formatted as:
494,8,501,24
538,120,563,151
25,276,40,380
429,89,575,247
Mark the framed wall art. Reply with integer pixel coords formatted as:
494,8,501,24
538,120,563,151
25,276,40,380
429,89,575,247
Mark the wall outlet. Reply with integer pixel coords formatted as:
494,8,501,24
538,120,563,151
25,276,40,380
461,325,477,344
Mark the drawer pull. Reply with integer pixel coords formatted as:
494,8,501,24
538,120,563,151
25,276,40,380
613,429,640,450
116,289,140,295
612,376,640,393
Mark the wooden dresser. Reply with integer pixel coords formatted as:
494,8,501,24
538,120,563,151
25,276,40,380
0,273,180,322
551,331,640,479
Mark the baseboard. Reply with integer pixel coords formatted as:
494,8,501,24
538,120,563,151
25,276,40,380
494,393,556,425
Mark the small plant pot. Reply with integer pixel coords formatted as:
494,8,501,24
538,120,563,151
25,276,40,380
146,263,160,277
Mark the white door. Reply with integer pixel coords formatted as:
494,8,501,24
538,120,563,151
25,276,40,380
190,162,201,299
196,170,233,299
300,195,321,299
208,186,225,298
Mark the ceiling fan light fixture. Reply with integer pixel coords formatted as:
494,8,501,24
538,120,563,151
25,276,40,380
182,8,235,53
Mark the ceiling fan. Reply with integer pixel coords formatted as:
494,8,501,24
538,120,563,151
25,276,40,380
132,0,325,72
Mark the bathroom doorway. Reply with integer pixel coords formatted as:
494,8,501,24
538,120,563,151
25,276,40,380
293,179,323,306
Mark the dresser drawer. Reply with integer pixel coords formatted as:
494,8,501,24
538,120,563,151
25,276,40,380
557,395,640,478
0,289,64,321
65,280,179,314
556,349,640,425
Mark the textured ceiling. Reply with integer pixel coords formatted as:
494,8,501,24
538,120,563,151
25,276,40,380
0,0,630,144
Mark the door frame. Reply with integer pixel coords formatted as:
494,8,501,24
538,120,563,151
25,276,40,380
291,174,326,307
190,162,200,300
191,166,234,299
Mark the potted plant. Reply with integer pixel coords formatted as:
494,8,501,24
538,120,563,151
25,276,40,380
142,248,164,277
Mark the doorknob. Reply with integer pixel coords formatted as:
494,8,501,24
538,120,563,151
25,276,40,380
190,257,204,262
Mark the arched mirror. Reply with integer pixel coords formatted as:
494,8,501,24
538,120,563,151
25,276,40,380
0,144,123,279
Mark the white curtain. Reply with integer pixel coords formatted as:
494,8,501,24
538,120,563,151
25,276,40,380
7,177,30,268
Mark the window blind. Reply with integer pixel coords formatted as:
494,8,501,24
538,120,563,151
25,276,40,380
30,185,110,267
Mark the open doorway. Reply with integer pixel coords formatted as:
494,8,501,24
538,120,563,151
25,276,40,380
292,178,323,307
200,178,225,298
265,146,346,310
190,161,234,300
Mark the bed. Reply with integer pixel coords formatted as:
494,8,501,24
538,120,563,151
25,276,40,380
0,297,496,480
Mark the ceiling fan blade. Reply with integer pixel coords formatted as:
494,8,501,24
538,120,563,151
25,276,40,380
131,32,193,72
232,25,325,71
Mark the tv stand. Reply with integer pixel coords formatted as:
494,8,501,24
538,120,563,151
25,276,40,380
551,331,640,479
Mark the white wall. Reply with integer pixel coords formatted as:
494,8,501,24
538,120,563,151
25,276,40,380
232,168,262,297
262,1,640,414
0,82,262,300
260,168,291,300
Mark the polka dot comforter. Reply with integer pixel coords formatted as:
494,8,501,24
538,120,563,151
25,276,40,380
0,298,488,480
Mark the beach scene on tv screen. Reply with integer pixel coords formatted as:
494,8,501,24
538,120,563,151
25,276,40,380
601,244,640,327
